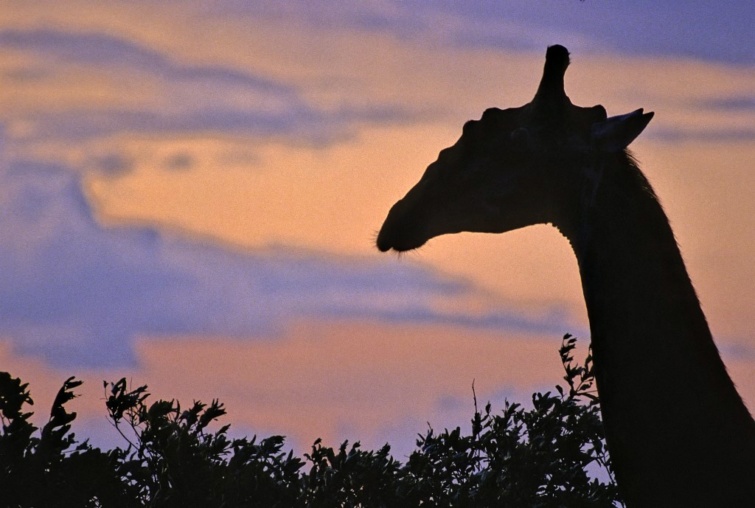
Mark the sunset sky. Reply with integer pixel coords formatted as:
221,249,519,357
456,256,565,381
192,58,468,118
1,1,753,456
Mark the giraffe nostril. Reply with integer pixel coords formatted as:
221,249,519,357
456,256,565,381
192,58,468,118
375,233,392,252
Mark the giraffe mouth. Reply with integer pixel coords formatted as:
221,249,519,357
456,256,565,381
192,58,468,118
376,199,431,252
376,234,427,253
376,223,429,253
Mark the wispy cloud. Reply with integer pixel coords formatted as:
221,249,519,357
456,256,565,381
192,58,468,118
394,0,753,64
18,104,417,144
1,27,420,148
696,96,755,112
0,28,286,91
188,0,754,64
0,149,572,368
648,127,755,143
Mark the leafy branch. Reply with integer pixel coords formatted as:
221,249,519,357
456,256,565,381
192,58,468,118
1,335,623,507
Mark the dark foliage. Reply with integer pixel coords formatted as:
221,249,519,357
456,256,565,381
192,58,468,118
0,335,623,507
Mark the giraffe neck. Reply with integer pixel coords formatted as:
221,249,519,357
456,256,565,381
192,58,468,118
564,155,755,506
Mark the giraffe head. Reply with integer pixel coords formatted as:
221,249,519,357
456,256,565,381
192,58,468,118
376,45,653,252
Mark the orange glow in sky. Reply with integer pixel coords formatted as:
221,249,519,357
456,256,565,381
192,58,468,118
1,1,753,454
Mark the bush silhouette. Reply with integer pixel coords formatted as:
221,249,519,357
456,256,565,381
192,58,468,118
0,335,623,507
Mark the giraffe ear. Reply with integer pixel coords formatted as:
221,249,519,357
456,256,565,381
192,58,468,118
591,109,654,152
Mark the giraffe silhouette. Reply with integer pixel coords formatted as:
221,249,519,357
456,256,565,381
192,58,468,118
377,45,755,507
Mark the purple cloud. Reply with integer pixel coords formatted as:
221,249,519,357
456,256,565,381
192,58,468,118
1,28,421,148
186,0,754,64
0,150,574,368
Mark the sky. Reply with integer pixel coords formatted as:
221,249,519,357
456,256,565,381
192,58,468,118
1,0,753,456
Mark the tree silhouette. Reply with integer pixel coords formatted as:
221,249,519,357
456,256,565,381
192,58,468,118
1,335,622,507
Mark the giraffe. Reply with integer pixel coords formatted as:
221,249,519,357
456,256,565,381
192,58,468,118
376,45,755,507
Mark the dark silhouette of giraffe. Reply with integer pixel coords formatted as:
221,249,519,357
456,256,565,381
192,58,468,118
377,45,755,507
